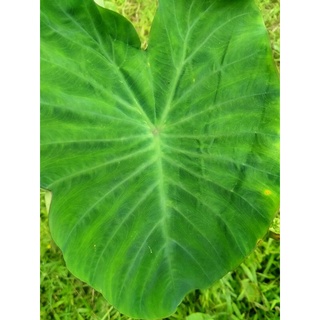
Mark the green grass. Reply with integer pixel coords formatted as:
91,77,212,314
41,1,280,319
256,0,280,68
103,0,157,49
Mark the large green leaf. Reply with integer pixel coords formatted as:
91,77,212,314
40,0,279,318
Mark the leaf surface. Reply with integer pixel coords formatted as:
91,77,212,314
40,0,280,318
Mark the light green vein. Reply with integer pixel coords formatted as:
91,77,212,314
170,204,222,263
162,155,264,220
153,136,176,296
41,57,145,121
170,55,263,108
166,91,274,128
91,180,159,291
62,156,158,250
43,9,152,128
171,239,212,282
161,142,278,177
165,175,247,257
40,134,150,147
41,102,146,128
183,12,250,65
47,144,153,189
161,131,278,140
112,220,163,303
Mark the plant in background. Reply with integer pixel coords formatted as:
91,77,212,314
40,0,279,318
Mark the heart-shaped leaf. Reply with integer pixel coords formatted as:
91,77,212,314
40,0,279,318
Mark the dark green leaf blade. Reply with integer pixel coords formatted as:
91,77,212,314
40,0,279,318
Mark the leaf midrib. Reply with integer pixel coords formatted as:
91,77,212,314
154,135,177,295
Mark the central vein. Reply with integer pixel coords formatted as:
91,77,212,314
154,135,168,223
153,133,176,288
